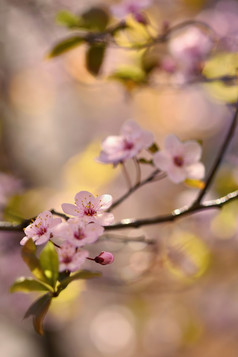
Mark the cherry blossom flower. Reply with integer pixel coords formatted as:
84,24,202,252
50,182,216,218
163,28,213,82
20,211,62,246
111,0,152,23
62,191,114,225
51,218,104,247
94,251,114,265
153,134,205,183
58,241,88,272
97,120,154,166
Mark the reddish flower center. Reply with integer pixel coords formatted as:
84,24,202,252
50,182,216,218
123,139,134,150
37,227,47,236
62,255,72,264
74,228,86,240
173,156,184,167
84,202,96,216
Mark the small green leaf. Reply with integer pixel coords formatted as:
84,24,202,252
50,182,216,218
59,270,101,291
80,7,109,31
148,143,159,153
10,277,51,293
21,239,46,282
56,10,81,28
109,67,147,89
25,293,52,336
138,158,153,165
48,36,85,58
86,44,106,76
39,242,59,288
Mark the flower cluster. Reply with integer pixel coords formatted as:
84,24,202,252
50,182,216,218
161,27,213,82
98,120,205,184
111,0,152,24
97,120,154,166
20,191,115,272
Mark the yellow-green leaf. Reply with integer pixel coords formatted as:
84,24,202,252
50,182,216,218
25,293,52,335
86,44,106,76
10,277,51,293
21,239,46,282
39,242,59,288
48,36,85,58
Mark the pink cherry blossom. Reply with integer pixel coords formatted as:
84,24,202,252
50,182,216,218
165,28,213,81
20,211,62,246
97,120,154,165
61,191,114,225
58,241,88,272
51,218,104,247
153,134,205,184
111,0,152,23
94,251,114,265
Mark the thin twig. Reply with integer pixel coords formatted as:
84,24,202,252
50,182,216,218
193,104,238,206
108,169,160,212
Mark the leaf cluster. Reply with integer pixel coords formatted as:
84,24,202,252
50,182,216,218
10,239,100,335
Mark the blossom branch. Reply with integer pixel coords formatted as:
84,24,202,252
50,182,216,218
105,189,238,230
193,103,238,206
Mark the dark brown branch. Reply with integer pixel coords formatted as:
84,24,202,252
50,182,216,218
193,104,238,206
105,190,238,230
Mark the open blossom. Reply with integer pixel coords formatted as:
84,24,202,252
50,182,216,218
97,120,154,165
153,134,205,183
162,28,213,81
62,191,114,225
20,211,62,246
51,218,104,247
111,0,152,23
58,241,88,272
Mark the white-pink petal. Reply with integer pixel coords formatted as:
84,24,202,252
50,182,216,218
183,141,202,165
61,203,81,216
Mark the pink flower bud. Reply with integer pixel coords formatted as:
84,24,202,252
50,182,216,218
94,251,114,265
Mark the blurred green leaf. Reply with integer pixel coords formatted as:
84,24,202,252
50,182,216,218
148,143,159,153
141,47,160,74
56,10,81,28
109,66,147,90
59,270,101,291
24,293,52,336
48,36,85,58
80,7,109,31
39,242,59,288
10,277,51,293
21,239,46,282
86,44,106,76
138,158,153,165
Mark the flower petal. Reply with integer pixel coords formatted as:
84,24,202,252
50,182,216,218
186,162,205,180
74,191,97,210
183,141,202,165
153,151,172,171
61,203,81,216
167,166,187,183
164,134,183,156
96,194,113,211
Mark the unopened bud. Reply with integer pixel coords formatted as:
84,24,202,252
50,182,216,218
94,251,114,265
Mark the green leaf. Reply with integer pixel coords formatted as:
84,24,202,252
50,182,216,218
80,7,109,31
138,158,153,165
109,67,147,89
58,270,101,291
48,36,85,58
148,143,159,153
39,242,59,288
10,277,51,293
24,293,52,336
86,44,106,76
21,239,46,282
56,10,81,29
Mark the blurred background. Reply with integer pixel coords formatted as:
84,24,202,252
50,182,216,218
1,0,238,356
